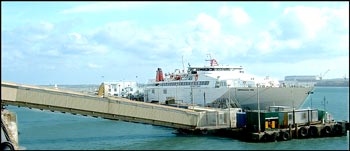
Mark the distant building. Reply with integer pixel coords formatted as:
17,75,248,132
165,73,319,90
103,81,143,98
281,75,318,87
315,78,349,87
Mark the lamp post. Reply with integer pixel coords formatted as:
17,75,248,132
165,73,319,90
257,83,261,133
158,84,160,104
118,84,121,97
203,92,206,107
322,96,328,113
191,81,194,110
308,91,314,108
192,82,195,109
228,84,231,108
128,85,131,100
176,83,178,108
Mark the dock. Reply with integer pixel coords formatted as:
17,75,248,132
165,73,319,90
1,81,349,149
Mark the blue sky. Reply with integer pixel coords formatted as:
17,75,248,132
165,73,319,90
1,2,349,85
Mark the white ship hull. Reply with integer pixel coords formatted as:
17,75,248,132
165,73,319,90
144,86,314,110
229,87,314,110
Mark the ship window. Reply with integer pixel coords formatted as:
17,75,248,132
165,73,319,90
220,81,227,86
114,88,117,92
108,89,111,92
288,114,292,120
163,89,167,94
152,89,155,94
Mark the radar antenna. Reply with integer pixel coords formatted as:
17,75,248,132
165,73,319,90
205,53,218,66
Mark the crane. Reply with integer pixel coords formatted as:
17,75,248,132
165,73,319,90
319,69,330,80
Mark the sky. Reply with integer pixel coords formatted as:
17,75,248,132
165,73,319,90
1,1,349,85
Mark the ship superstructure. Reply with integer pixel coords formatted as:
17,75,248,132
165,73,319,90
144,58,314,110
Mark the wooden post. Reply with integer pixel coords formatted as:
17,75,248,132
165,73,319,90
289,124,292,138
295,123,298,139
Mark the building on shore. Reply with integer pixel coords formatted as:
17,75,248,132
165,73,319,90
280,75,318,87
102,81,144,98
280,76,349,87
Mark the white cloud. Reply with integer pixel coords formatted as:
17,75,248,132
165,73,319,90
2,2,349,84
189,13,221,36
61,2,148,14
283,6,328,40
252,5,348,61
335,6,349,28
255,31,274,54
42,65,56,70
219,6,252,26
255,31,301,55
279,5,348,41
271,2,280,9
68,32,87,44
222,35,252,56
45,49,60,56
87,63,102,69
40,21,55,32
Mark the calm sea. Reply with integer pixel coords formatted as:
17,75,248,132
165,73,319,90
6,87,349,150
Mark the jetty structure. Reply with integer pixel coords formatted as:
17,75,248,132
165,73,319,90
1,81,349,149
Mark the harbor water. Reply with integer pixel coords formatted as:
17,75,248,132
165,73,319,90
6,87,349,150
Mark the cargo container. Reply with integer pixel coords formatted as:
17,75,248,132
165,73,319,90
236,112,246,128
246,111,279,132
287,109,318,125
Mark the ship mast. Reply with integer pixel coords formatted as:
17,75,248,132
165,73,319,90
182,55,185,73
205,54,218,66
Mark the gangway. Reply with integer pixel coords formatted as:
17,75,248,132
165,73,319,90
1,81,238,130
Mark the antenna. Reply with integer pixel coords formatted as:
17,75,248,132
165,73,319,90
322,96,328,112
257,83,261,133
182,56,185,72
205,53,218,66
207,53,212,60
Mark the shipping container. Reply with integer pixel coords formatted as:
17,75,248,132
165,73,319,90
278,112,289,128
236,112,247,128
287,109,318,125
246,111,279,132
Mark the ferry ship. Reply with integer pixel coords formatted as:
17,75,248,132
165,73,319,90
143,58,314,110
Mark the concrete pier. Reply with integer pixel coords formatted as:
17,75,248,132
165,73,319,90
1,109,19,150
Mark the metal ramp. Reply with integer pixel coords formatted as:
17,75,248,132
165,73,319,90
1,81,201,129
